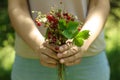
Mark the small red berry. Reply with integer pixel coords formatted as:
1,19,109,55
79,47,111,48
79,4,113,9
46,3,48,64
48,32,52,39
55,46,59,50
52,36,57,42
78,27,81,31
37,22,41,26
47,14,55,22
56,13,61,18
63,13,68,16
67,16,71,20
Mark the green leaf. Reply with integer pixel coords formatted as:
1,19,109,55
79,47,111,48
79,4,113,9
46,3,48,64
72,29,79,38
73,38,84,47
61,21,79,39
67,21,79,31
75,30,90,39
62,30,73,39
58,19,67,30
73,30,90,47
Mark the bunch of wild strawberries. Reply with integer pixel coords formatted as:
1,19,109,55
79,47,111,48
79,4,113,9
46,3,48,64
33,9,79,46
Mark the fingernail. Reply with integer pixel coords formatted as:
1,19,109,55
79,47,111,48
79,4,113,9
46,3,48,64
60,59,64,63
59,47,63,52
57,53,62,58
63,51,67,54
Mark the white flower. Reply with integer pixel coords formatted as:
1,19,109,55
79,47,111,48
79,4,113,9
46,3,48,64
39,17,47,23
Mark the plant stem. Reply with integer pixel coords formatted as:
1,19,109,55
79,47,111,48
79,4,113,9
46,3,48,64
58,63,65,80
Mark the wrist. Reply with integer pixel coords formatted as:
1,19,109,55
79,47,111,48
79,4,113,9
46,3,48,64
80,40,90,53
29,36,45,54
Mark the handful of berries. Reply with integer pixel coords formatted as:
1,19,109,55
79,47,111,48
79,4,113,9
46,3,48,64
32,8,90,80
33,8,89,46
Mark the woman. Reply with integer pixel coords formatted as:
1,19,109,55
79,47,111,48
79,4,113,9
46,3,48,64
8,0,110,80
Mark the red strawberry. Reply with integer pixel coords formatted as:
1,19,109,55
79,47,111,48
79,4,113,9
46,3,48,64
52,36,57,42
47,14,55,22
37,22,42,26
78,27,81,31
55,46,59,50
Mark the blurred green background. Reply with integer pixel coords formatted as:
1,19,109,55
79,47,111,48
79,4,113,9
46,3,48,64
0,0,120,80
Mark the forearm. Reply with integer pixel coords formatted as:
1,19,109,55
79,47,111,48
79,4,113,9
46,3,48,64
8,0,44,51
81,0,110,50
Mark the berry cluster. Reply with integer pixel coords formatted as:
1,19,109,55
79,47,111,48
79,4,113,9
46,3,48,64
32,7,89,80
32,9,81,45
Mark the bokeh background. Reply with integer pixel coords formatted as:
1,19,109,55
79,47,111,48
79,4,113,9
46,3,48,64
0,0,120,80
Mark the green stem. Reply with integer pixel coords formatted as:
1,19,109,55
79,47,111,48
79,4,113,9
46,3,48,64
58,63,65,80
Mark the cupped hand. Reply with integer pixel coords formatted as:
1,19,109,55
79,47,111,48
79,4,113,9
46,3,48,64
57,43,84,66
37,42,59,68
45,42,85,66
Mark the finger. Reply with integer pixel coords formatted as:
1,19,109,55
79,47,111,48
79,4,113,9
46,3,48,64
40,60,57,68
59,52,81,63
40,53,58,68
57,46,79,58
40,53,58,64
40,47,58,60
44,42,60,52
65,59,81,66
59,42,73,52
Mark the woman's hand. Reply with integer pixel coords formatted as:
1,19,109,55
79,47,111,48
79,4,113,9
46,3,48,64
57,43,85,66
37,42,59,68
45,42,85,66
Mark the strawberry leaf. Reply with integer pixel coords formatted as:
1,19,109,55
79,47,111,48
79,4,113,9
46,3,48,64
73,38,84,47
67,21,79,31
62,30,73,39
58,19,67,30
73,30,90,47
75,30,90,39
61,21,79,39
